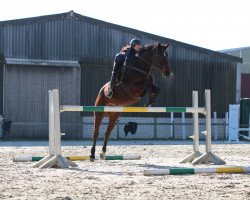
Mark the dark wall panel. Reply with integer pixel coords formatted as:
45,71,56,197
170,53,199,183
0,63,3,114
241,74,250,98
4,65,81,139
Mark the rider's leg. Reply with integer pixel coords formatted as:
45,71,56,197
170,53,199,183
107,62,120,98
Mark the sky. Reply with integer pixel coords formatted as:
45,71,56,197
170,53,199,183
0,0,249,51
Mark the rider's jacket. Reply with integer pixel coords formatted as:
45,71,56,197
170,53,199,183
115,53,126,66
125,48,138,66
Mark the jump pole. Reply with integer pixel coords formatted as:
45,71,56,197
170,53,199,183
14,155,141,162
144,166,250,176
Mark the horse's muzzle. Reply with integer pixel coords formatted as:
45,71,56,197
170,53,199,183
162,70,173,77
161,65,172,77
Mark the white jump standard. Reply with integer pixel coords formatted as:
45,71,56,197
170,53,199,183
180,90,226,165
34,90,77,168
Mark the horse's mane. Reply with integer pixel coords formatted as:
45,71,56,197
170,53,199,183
120,44,157,55
139,44,156,55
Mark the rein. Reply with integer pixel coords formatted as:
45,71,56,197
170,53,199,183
129,66,149,75
125,55,152,75
129,52,163,75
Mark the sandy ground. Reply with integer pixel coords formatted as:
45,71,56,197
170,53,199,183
0,140,250,200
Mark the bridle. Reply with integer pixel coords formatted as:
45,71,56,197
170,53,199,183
129,49,168,75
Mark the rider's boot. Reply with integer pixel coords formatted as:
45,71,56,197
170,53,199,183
106,73,116,98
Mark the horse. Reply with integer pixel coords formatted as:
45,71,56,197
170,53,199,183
90,43,172,161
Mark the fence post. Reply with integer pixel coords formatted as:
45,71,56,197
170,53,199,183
213,112,218,140
153,117,157,139
228,104,240,142
116,119,120,139
182,112,186,140
170,112,174,138
225,112,229,140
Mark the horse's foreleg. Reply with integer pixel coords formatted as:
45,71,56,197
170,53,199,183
90,112,105,162
144,75,159,106
100,113,121,159
149,85,160,105
144,84,160,107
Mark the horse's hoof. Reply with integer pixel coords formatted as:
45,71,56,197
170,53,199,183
100,152,106,160
90,156,95,162
144,103,152,107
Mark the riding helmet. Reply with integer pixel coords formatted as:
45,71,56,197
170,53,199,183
130,38,142,46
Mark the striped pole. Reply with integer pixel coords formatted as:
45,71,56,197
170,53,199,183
13,156,44,162
14,155,141,162
61,105,206,114
144,166,250,176
68,155,141,161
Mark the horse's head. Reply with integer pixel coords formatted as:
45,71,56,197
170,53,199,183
152,43,172,77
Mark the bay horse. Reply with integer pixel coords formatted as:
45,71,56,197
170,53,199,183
90,43,172,161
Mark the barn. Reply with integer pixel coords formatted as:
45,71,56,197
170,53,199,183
0,11,242,139
220,46,250,98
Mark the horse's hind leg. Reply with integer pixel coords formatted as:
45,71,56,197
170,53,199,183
100,112,121,159
90,112,105,162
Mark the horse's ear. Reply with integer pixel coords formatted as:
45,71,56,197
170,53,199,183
163,43,170,50
152,43,161,51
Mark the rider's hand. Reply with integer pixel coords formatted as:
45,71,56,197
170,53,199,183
135,53,139,57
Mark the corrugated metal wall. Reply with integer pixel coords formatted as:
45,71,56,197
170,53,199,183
4,64,81,138
1,17,161,62
0,11,242,138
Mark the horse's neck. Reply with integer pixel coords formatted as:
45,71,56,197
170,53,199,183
138,51,152,72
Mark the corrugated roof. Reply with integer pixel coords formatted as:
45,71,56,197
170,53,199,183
0,10,243,63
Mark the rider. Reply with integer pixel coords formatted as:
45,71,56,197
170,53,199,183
106,38,143,98
125,38,143,66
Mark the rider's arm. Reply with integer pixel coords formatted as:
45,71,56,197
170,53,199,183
115,53,126,65
125,48,138,65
